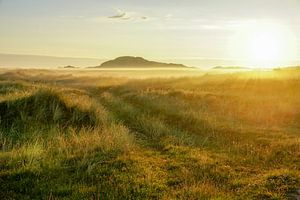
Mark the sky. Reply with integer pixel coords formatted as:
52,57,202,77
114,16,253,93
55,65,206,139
0,0,300,68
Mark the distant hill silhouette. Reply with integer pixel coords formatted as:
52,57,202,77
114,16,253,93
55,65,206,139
273,66,300,71
93,56,191,68
0,53,104,68
212,66,249,70
63,65,77,69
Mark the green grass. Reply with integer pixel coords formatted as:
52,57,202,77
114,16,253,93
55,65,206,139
0,69,299,199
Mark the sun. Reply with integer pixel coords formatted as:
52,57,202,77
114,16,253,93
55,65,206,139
230,22,298,68
249,29,282,62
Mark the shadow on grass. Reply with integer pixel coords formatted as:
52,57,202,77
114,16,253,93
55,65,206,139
0,82,27,95
0,149,165,200
0,90,97,143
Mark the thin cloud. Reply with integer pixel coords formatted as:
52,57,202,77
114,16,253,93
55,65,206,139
164,14,173,20
108,12,126,19
107,9,148,21
108,9,132,20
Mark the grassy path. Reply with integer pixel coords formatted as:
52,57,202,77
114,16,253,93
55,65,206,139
0,74,299,199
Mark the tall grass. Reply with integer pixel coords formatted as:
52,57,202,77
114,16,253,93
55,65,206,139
0,70,299,199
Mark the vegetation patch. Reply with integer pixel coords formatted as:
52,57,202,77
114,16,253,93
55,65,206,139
0,90,97,143
0,70,299,199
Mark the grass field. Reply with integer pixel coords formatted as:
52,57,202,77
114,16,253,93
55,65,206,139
0,68,299,199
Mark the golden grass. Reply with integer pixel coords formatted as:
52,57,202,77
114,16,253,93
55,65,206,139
0,68,299,199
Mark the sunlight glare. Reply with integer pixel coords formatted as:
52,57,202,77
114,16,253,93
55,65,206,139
230,22,298,68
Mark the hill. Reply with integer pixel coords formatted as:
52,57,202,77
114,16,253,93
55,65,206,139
63,65,78,69
274,66,300,71
94,56,191,68
212,66,249,70
0,53,104,68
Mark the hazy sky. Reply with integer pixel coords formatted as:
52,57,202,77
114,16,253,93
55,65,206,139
0,0,300,66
